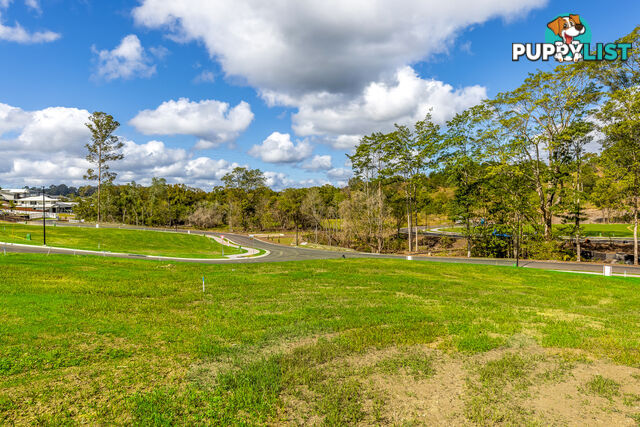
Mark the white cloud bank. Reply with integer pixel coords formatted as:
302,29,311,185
129,97,254,149
0,101,307,190
133,0,542,97
132,0,540,146
277,66,487,149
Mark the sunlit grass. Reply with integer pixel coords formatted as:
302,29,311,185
2,254,640,423
0,222,245,258
440,223,635,237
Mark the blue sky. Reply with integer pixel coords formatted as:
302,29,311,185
0,0,638,190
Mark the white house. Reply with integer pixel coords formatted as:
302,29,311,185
15,195,75,214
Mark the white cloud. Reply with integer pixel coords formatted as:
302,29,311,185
24,0,39,12
327,167,352,180
0,14,59,43
194,70,215,83
326,135,361,151
129,97,254,148
17,107,91,153
184,157,239,180
148,45,169,59
263,171,332,190
92,34,157,81
132,2,508,148
248,132,312,164
120,139,188,169
301,154,332,171
285,66,486,148
0,102,30,134
133,0,543,98
10,156,88,182
0,101,247,189
0,103,91,155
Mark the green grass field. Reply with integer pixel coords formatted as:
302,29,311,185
2,254,640,424
441,223,636,238
580,223,635,237
0,223,246,258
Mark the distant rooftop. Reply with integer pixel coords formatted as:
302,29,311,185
0,189,31,194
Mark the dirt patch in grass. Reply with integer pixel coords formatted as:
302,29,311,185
367,350,467,425
528,360,640,425
461,345,640,426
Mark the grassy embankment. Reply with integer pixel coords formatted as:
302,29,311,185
2,255,640,424
0,222,246,258
441,223,636,238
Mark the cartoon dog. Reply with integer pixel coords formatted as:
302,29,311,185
547,15,585,62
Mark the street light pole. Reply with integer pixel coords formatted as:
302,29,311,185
42,186,46,246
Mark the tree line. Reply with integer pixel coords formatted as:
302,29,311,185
75,26,640,262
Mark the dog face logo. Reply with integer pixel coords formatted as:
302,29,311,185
546,14,587,62
547,15,585,44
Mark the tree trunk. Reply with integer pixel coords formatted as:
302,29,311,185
515,216,521,267
377,181,383,254
97,163,101,224
576,228,581,263
544,211,552,240
295,221,299,246
414,212,419,252
576,198,582,263
466,219,471,258
634,202,638,266
407,209,412,252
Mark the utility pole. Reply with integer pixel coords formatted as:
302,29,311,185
42,186,46,246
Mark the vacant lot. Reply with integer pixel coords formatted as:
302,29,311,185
0,223,245,258
2,255,640,424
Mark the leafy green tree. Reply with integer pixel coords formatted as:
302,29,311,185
556,121,594,261
84,112,124,223
591,177,624,224
278,188,306,245
441,105,493,256
381,114,440,252
301,187,326,244
222,167,267,231
577,25,640,91
349,132,390,253
583,26,640,264
491,66,599,239
598,86,640,264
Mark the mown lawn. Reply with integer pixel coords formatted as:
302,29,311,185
0,223,245,258
580,223,635,237
2,255,640,424
441,223,635,238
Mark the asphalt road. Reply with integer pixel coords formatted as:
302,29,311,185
2,223,640,276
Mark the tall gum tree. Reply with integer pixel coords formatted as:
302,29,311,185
84,112,124,224
349,132,390,253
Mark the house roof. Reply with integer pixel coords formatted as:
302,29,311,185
17,196,61,202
